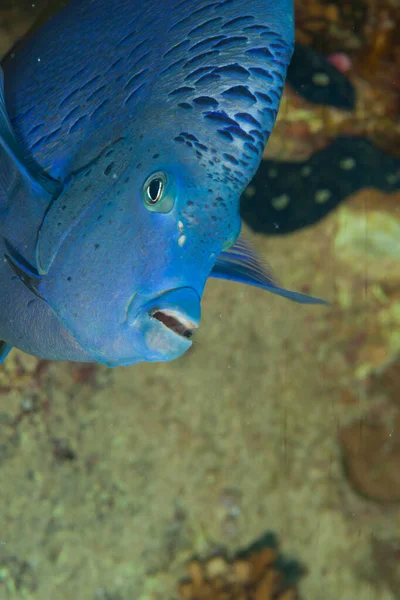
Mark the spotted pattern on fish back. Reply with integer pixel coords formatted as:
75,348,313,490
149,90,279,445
156,2,292,192
6,0,292,186
7,1,159,171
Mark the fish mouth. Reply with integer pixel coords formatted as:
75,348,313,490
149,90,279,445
150,309,197,339
127,287,201,362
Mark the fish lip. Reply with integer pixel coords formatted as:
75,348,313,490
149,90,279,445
149,308,198,339
128,287,201,326
126,287,201,361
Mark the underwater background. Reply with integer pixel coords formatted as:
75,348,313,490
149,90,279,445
0,0,399,598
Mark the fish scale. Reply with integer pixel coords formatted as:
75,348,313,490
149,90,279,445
0,0,327,367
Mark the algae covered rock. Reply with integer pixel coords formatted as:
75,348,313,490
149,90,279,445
333,191,400,284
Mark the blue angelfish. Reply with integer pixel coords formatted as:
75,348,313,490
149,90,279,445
0,0,326,367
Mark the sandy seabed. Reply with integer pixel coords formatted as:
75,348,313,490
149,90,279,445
1,207,399,600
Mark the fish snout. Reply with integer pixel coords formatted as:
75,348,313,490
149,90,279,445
128,287,201,361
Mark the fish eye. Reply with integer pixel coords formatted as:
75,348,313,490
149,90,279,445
142,171,175,213
144,172,166,206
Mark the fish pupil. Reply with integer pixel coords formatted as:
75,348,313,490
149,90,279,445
147,178,163,204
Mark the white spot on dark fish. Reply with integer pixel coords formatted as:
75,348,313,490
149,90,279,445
386,171,400,184
271,193,290,210
244,185,256,197
312,72,330,86
340,157,356,170
314,189,331,204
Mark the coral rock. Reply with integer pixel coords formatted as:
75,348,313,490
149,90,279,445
179,545,299,600
333,191,400,284
340,414,400,503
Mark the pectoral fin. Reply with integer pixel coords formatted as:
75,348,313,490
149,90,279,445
0,341,11,364
0,67,61,200
211,235,329,305
0,66,62,272
4,243,45,301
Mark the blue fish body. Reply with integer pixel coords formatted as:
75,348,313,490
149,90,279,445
0,0,325,367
